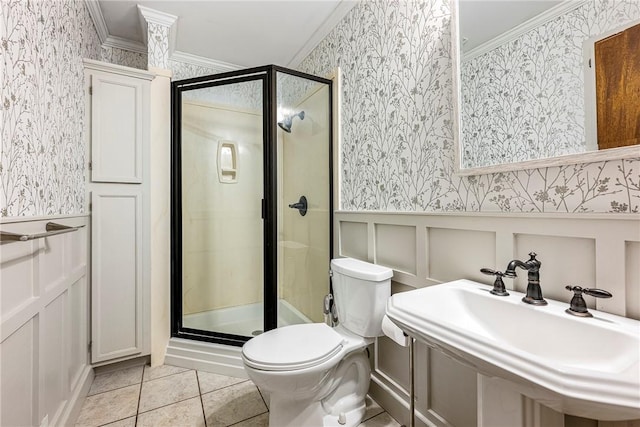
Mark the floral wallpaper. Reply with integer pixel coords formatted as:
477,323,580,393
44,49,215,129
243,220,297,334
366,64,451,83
461,0,640,168
1,0,103,217
298,0,640,213
0,0,147,217
3,0,637,216
101,46,147,70
147,22,169,69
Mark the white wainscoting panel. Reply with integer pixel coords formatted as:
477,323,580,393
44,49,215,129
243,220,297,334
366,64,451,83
375,224,417,275
0,215,92,427
339,221,368,260
625,241,640,320
334,211,640,427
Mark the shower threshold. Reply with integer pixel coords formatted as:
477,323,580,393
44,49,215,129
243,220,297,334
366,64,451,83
182,299,311,337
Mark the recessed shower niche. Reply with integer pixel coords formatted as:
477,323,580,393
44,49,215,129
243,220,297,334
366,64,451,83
171,65,333,346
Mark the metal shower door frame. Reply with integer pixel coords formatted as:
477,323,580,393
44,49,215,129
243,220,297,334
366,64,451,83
170,65,334,347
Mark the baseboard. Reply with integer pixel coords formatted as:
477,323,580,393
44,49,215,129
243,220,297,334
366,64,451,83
93,355,150,375
164,338,249,379
57,365,94,427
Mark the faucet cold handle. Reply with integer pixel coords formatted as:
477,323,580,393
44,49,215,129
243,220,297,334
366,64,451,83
565,285,612,317
480,268,509,296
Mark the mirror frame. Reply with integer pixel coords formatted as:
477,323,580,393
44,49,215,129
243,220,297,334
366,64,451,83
451,0,640,176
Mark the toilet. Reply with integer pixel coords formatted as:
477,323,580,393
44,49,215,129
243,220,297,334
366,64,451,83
241,257,393,427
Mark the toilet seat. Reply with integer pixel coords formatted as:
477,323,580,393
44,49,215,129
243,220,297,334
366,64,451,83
242,323,344,371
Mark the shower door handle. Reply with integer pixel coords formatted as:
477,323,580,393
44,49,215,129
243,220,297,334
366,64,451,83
288,196,307,216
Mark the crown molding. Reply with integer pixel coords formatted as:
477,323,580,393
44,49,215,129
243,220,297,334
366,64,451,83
137,5,178,27
138,5,178,58
462,0,589,63
169,51,241,72
287,0,358,68
84,0,108,44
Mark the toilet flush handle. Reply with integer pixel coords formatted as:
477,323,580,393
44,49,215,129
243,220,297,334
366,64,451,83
331,304,339,325
323,294,333,315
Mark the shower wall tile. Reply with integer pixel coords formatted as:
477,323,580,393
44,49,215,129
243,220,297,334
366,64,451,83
298,0,640,213
280,85,331,323
180,102,264,314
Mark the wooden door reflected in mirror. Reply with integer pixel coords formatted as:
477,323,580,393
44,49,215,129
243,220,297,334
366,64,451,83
596,23,640,150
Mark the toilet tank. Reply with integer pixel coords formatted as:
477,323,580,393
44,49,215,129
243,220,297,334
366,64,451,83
330,258,393,337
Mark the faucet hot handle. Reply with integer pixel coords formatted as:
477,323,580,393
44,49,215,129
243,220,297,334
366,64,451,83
480,268,510,296
480,268,503,276
565,285,612,299
582,288,613,299
565,285,613,317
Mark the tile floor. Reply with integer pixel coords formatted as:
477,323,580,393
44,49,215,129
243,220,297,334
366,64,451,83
76,364,402,427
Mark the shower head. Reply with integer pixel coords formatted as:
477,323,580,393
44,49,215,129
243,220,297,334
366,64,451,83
277,111,305,133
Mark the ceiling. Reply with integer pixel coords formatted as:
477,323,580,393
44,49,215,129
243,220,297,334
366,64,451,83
96,0,358,68
459,0,564,52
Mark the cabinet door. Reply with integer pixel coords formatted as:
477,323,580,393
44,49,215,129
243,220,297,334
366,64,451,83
91,189,143,363
90,72,144,183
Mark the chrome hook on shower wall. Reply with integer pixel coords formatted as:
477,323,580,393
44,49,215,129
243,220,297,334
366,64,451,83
288,196,307,216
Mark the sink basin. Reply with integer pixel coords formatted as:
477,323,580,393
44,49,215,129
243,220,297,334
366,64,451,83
386,279,640,421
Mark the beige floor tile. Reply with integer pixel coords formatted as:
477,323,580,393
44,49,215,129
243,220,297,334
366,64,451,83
75,384,140,427
139,370,200,413
137,397,205,427
359,412,402,427
229,412,269,427
202,381,268,426
88,366,144,396
197,371,247,394
362,395,384,422
101,416,136,427
143,364,190,382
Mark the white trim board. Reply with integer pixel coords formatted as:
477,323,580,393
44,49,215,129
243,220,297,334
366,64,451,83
164,338,249,379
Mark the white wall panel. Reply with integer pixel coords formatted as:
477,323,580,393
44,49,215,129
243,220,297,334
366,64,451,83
42,294,67,424
375,224,417,275
39,234,68,293
428,348,477,427
625,242,640,319
428,228,495,283
0,216,90,427
339,221,368,260
68,278,88,391
0,319,36,427
1,241,37,318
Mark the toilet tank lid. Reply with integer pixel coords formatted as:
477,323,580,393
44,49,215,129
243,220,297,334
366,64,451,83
331,258,393,282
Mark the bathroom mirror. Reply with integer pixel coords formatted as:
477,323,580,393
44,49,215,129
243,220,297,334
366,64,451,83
452,0,640,175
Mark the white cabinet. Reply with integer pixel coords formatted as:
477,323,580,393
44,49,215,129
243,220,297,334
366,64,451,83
84,59,153,365
90,72,145,183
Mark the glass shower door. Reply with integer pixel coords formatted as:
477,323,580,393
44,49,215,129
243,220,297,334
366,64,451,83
178,77,265,340
276,71,332,327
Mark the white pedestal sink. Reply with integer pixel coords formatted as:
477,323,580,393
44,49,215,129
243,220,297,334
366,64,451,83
386,279,640,421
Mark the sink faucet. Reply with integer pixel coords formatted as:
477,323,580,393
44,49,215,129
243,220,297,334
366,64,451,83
503,252,547,306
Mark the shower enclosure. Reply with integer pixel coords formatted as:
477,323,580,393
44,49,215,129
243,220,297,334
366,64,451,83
171,66,333,346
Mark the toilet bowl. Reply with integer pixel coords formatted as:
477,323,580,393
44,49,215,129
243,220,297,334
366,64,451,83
241,258,393,427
